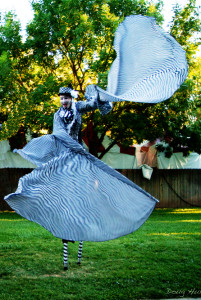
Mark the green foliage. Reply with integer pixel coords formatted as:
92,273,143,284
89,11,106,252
170,0,201,62
155,143,174,158
0,0,200,157
0,12,60,140
161,0,201,155
0,209,201,299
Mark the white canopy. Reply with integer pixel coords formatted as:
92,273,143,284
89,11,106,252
0,140,36,168
0,139,200,170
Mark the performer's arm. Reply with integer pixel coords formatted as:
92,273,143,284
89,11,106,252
76,85,112,115
76,98,98,114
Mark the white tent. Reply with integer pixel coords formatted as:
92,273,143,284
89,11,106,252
0,140,36,168
83,135,137,169
0,138,201,172
134,140,201,169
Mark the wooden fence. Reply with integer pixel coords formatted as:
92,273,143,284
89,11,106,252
0,168,32,211
118,169,201,208
0,168,201,210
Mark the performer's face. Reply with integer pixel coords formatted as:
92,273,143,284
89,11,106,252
60,95,72,109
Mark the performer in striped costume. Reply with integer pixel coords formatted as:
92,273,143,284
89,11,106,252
58,85,105,269
5,15,188,270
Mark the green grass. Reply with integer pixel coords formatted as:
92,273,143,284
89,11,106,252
0,208,201,300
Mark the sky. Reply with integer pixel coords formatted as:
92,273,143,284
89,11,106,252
0,0,200,42
0,0,34,36
1,0,200,29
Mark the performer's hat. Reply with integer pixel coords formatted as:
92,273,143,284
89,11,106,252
58,84,78,98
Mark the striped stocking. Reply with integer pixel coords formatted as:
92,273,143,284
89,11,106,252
62,240,68,270
77,241,83,265
62,240,83,270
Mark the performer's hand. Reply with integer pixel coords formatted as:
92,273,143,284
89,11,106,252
84,84,98,102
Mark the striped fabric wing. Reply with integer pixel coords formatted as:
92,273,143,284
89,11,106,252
5,139,158,242
96,15,188,103
4,16,171,242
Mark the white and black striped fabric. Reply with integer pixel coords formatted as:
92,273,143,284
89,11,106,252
5,15,182,243
96,15,188,103
5,108,158,242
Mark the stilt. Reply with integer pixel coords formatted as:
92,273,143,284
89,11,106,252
62,239,68,270
77,241,83,265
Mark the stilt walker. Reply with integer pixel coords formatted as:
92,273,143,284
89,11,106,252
4,15,188,271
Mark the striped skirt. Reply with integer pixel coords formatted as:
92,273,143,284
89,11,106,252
5,134,158,242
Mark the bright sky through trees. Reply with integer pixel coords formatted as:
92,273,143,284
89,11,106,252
0,0,199,32
0,0,200,154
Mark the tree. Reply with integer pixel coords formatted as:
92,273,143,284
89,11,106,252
0,0,163,153
95,0,201,158
158,0,201,156
0,11,61,143
0,0,200,158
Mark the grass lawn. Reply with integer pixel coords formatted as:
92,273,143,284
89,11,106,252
0,208,201,300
